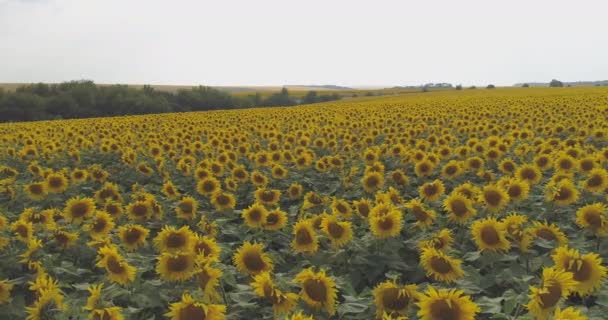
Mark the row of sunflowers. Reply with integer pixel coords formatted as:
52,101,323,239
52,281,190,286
1,87,608,319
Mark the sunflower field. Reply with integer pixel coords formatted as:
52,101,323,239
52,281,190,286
1,87,608,320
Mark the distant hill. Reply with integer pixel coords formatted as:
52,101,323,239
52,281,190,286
514,80,608,87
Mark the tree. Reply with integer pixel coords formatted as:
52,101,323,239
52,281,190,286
522,83,530,87
549,79,564,87
302,91,318,104
455,85,463,90
487,84,496,89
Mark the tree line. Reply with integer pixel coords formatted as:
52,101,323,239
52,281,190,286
0,81,342,122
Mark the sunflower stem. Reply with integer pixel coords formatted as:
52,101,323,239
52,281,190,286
596,235,601,252
219,279,229,307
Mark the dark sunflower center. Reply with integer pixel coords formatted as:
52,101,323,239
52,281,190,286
167,233,186,248
584,211,602,227
508,185,522,198
48,177,63,188
365,176,380,188
554,187,572,201
167,255,189,272
559,160,573,170
125,229,142,244
132,204,148,217
243,252,265,272
484,190,502,206
566,258,593,282
202,181,216,192
429,299,460,320
445,166,457,175
357,204,370,217
539,281,562,309
261,191,276,202
480,226,500,245
423,185,438,197
503,162,515,172
29,184,44,195
450,200,468,217
71,202,89,218
55,233,69,244
216,194,230,205
179,202,194,214
327,222,344,239
16,225,29,238
195,241,212,256
587,175,603,188
430,257,453,274
378,217,394,231
381,287,409,311
179,304,206,320
198,269,211,289
581,160,594,171
296,228,313,245
93,219,107,232
521,169,537,181
336,203,348,214
536,228,557,241
248,209,262,222
419,163,430,173
106,256,126,274
266,213,279,225
537,157,548,167
304,279,327,302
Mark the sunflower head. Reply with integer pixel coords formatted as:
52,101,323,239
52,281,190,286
320,215,353,248
156,251,197,282
291,219,319,254
153,225,196,253
420,247,464,283
416,286,480,320
165,293,226,320
242,203,268,228
470,217,510,252
295,267,338,316
233,241,274,275
373,280,419,318
418,179,445,202
552,246,607,295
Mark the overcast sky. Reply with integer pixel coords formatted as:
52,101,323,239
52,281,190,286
0,0,606,87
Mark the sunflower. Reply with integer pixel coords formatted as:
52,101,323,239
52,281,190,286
193,235,221,262
373,280,419,318
156,251,197,281
390,169,409,185
465,156,484,172
554,153,578,174
0,280,14,304
354,198,373,218
553,307,588,320
250,170,269,186
498,158,517,175
414,159,435,177
420,247,464,283
441,160,463,179
53,230,79,249
86,211,115,239
546,178,579,206
418,179,445,202
118,224,149,251
329,198,351,218
501,213,531,251
64,196,96,224
45,172,68,193
95,245,136,285
70,168,88,183
161,180,181,199
25,288,66,320
254,188,281,206
452,182,480,200
24,182,47,200
295,267,338,316
84,283,103,311
501,178,530,202
94,182,122,204
551,246,607,295
104,201,123,219
443,193,476,224
361,171,385,193
291,219,319,254
210,191,236,211
320,215,353,248
196,177,221,196
416,286,480,320
575,203,608,236
154,225,196,253
526,267,577,320
480,184,509,213
126,200,153,221
242,202,268,228
233,241,274,275
516,164,542,185
175,196,198,220
264,209,288,231
196,262,223,302
470,218,510,252
165,293,226,320
251,272,299,315
581,168,608,193
287,183,304,199
10,218,33,242
370,208,403,239
418,228,454,252
528,221,568,247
